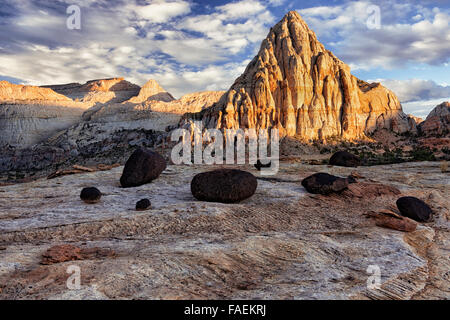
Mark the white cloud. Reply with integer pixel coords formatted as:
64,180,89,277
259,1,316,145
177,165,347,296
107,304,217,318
127,0,191,23
402,98,450,118
217,0,266,19
379,79,450,103
299,1,450,69
0,0,275,98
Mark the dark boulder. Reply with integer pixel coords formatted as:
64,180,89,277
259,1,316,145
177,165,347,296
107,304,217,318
301,173,350,195
329,151,361,167
80,187,102,204
136,198,151,211
120,148,166,188
191,169,257,203
396,197,432,222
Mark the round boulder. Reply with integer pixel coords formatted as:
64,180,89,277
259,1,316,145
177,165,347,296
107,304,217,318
120,148,166,188
80,187,102,204
136,199,151,211
301,173,350,195
329,151,361,167
396,197,432,222
191,169,257,203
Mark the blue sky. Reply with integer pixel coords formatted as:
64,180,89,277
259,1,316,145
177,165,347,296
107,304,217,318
0,0,449,117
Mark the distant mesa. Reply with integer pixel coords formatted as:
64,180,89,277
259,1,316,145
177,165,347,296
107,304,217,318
42,77,141,104
0,80,71,102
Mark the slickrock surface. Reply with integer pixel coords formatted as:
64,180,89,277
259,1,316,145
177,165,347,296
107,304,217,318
182,11,417,141
0,161,448,300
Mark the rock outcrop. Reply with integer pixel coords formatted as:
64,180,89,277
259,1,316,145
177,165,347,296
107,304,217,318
419,102,450,137
181,11,416,141
127,79,174,104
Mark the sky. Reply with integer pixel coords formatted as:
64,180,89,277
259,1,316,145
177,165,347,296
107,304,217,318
0,0,449,117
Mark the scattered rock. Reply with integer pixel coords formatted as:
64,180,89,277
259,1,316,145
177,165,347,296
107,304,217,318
41,245,82,265
342,183,401,199
367,210,418,232
329,151,361,167
136,199,151,211
191,169,257,203
41,244,115,265
396,197,433,222
120,148,166,188
79,247,116,260
301,173,350,195
80,187,102,204
350,171,364,180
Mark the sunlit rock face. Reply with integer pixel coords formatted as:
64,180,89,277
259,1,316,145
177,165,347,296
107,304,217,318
42,78,141,104
127,79,175,104
419,102,450,137
0,81,89,148
182,11,415,141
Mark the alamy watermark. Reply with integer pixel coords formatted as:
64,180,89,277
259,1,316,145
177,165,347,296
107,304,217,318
366,5,381,30
66,5,81,30
171,122,280,175
66,265,81,290
366,265,381,290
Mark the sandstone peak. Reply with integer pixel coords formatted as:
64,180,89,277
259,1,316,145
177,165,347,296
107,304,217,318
127,79,175,104
426,101,449,119
80,78,140,92
182,11,414,141
419,101,450,137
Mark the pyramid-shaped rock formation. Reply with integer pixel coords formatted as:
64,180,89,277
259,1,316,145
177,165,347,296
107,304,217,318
127,79,174,103
182,11,416,141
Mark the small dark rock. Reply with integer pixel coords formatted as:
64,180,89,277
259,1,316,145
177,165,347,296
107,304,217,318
301,173,350,195
191,169,257,203
396,197,432,222
329,151,361,167
80,187,102,204
136,198,151,211
120,148,166,188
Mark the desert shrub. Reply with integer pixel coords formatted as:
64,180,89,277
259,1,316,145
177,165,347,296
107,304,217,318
410,147,435,161
443,147,450,155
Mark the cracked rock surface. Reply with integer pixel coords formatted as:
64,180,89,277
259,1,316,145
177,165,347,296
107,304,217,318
0,161,448,300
